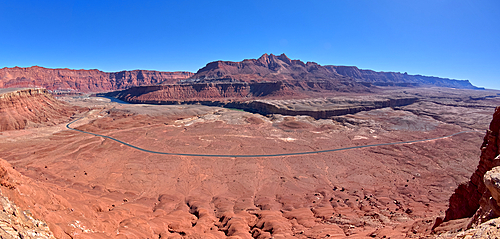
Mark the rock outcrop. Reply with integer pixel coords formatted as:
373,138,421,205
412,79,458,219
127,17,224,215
0,190,55,239
0,159,55,239
0,66,193,93
0,88,79,131
436,106,500,233
473,167,500,224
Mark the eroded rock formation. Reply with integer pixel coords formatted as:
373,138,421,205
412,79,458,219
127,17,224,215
329,65,476,89
443,107,500,222
0,88,80,131
434,106,500,238
1,87,498,238
107,82,299,101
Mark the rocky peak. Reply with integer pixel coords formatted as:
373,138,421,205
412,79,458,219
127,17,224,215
258,53,270,62
276,53,292,65
256,53,294,68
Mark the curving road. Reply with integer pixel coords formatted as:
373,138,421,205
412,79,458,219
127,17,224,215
66,117,478,158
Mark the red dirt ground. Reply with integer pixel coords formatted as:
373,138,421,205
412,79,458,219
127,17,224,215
0,96,491,238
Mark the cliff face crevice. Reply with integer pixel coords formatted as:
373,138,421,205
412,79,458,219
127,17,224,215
0,66,194,93
0,88,79,131
443,107,500,222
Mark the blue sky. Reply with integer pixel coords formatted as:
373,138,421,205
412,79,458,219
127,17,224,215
1,0,499,89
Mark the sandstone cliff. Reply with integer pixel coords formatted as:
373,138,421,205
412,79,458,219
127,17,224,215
0,88,79,131
434,106,500,237
443,107,500,222
0,66,193,93
108,82,295,101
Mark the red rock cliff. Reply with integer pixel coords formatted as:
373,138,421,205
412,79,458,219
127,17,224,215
444,107,500,221
0,66,194,93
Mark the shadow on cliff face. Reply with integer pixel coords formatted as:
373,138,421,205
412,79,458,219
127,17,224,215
433,106,500,236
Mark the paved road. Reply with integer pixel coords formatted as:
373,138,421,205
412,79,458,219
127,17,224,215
66,117,478,158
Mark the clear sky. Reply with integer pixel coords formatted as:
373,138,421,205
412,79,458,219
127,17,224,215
1,0,499,89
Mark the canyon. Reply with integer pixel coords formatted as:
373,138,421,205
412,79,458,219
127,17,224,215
0,54,499,238
101,54,481,118
0,85,499,238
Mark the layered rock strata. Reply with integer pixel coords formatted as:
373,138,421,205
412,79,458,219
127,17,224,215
106,86,418,119
0,88,78,131
1,54,478,97
0,66,193,93
107,82,297,101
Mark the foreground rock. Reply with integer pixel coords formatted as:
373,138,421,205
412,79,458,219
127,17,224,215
433,106,500,238
0,158,56,238
442,106,500,222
